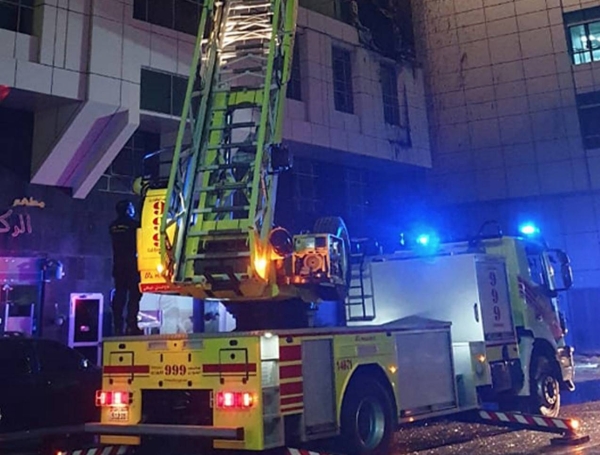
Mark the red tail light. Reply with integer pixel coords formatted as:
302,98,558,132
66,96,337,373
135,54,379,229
95,390,130,407
216,391,255,409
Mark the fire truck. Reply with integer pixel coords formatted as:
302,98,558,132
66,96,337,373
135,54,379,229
79,0,585,454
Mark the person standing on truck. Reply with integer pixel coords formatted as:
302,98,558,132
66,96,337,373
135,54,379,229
109,200,143,336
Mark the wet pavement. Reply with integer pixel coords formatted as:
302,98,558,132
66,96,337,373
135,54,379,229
390,360,600,455
6,360,600,455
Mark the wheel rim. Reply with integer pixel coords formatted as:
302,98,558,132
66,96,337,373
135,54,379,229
538,374,559,408
354,396,386,449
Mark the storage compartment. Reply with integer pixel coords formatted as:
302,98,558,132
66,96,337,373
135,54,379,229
395,327,458,417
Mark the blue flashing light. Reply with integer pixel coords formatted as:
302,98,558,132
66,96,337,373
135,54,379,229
519,223,540,236
416,234,431,246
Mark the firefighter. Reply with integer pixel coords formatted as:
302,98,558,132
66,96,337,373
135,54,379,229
109,200,143,336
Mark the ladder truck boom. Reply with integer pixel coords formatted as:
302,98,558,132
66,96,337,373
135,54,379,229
160,0,296,300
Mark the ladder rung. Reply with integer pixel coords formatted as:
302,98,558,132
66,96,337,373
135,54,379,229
220,66,266,75
196,182,251,192
207,142,257,151
192,205,250,214
198,163,253,172
209,122,257,131
186,251,251,260
186,229,247,237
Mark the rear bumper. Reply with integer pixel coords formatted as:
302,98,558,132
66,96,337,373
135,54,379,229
0,425,85,443
85,423,244,440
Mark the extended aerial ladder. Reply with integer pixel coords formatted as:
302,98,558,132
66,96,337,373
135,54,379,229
159,0,299,301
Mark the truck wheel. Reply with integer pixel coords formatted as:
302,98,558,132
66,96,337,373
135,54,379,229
340,377,394,455
530,355,561,417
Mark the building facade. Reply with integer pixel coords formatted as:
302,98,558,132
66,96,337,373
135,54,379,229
0,0,428,340
413,0,600,352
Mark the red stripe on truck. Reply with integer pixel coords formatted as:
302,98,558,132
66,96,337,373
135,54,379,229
103,365,150,375
280,364,302,379
203,363,257,374
281,381,303,395
280,345,302,361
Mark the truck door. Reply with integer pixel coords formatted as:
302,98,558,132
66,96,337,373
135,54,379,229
475,260,515,344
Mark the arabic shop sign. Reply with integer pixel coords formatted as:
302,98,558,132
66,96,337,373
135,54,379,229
0,197,45,239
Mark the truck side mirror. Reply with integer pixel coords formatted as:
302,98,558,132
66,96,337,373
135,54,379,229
544,249,573,291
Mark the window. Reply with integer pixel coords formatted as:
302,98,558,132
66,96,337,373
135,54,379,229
346,168,367,225
286,41,302,101
36,341,84,373
133,0,203,35
380,64,400,126
577,91,600,149
99,130,160,194
293,158,319,215
332,47,354,114
0,0,34,35
565,6,600,65
140,68,188,117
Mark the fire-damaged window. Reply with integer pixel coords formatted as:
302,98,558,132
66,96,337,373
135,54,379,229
576,90,600,149
0,0,33,35
380,63,400,126
332,47,354,114
286,41,302,101
133,0,203,36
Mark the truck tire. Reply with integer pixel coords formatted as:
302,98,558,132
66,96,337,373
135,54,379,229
340,377,394,455
530,354,561,417
313,216,351,287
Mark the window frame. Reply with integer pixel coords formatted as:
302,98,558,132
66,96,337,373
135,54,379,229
576,91,600,149
140,68,188,117
132,0,203,36
332,46,354,114
0,0,34,35
380,63,401,126
286,39,303,101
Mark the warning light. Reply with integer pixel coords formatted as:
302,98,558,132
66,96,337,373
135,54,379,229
0,85,10,102
388,365,398,374
216,391,256,410
569,418,580,431
95,390,130,407
416,234,430,246
519,223,540,236
477,354,486,363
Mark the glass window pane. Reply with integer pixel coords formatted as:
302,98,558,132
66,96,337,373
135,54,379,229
140,69,172,114
36,341,83,373
570,24,588,52
147,0,174,29
172,74,188,116
133,0,147,21
332,47,354,114
174,0,200,35
0,3,18,32
18,6,33,35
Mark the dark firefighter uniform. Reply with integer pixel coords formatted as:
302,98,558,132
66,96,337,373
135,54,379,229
109,201,142,335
